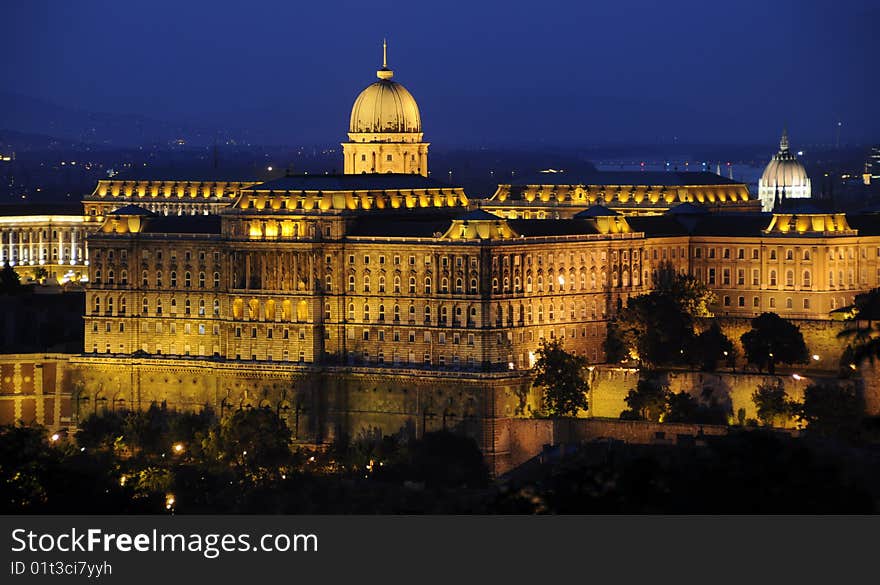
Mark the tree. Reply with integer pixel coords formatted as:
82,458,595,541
838,288,880,367
606,293,696,366
740,312,809,375
605,268,715,366
0,262,21,294
202,408,292,476
751,379,798,427
400,431,488,489
654,263,716,318
798,382,864,439
695,322,735,371
620,378,669,422
532,338,589,417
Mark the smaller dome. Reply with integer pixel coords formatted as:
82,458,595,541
760,129,809,189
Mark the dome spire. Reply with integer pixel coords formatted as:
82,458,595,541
377,38,393,80
780,126,790,152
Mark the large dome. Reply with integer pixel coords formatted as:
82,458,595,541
349,74,422,134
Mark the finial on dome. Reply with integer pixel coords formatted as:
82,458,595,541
780,126,790,152
377,38,393,80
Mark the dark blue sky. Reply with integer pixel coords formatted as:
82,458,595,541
2,0,876,147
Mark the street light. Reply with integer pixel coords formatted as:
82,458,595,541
172,443,185,454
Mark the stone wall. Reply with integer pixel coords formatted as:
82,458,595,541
715,316,848,373
496,417,736,475
0,354,77,431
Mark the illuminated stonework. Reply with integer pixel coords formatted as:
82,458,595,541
484,171,756,218
0,205,88,283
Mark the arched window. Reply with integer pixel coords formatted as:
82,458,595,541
198,271,205,288
456,278,463,293
803,250,811,261
409,277,416,293
378,304,385,321
470,278,477,292
441,277,449,292
424,305,431,322
107,296,114,314
93,296,100,314
394,304,401,321
803,270,811,288
120,297,127,314
156,271,163,287
770,270,777,286
108,270,115,285
394,276,401,293
424,277,432,294
198,299,206,316
184,299,191,315
213,272,220,288
184,271,192,288
142,297,149,315
786,298,793,309
363,275,370,292
142,271,149,287
378,276,386,293
786,270,794,287
170,271,177,287
120,270,128,285
213,299,220,316
347,303,355,321
363,303,370,321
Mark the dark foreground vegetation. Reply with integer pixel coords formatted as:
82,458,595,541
3,403,880,513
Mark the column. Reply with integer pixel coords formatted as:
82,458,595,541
70,228,76,264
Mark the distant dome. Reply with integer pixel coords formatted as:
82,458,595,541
349,71,421,134
758,128,811,211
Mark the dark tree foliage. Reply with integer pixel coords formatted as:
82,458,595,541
620,378,669,422
799,383,864,440
740,312,809,375
532,338,589,417
604,269,714,367
0,262,21,294
694,322,735,371
838,287,880,367
394,431,489,489
664,391,730,425
76,410,126,449
202,408,292,473
751,379,798,427
491,431,878,513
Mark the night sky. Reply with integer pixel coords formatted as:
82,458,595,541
2,0,876,147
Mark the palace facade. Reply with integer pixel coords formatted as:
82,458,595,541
3,46,880,468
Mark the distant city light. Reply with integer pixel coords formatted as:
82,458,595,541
267,166,273,171
792,374,803,381
811,354,820,361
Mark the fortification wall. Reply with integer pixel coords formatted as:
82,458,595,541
0,354,78,431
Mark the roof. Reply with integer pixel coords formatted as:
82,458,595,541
510,170,742,187
507,219,603,237
347,213,454,238
140,215,222,235
666,202,709,215
457,209,503,221
107,205,155,217
573,205,620,218
846,214,880,236
244,174,455,192
0,203,83,216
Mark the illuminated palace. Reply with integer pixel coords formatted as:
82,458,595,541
4,47,880,467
